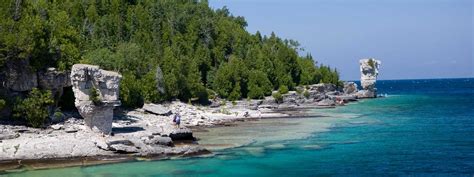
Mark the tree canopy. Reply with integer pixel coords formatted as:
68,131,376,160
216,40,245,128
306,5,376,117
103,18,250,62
0,0,341,108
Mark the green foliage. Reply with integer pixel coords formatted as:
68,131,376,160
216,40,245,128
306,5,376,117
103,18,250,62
0,1,341,108
212,56,248,100
368,59,375,69
89,87,101,106
207,89,217,100
298,54,321,85
296,87,304,95
120,72,144,107
303,90,310,99
319,65,341,86
13,88,54,128
52,108,64,122
53,111,63,120
272,92,283,103
247,70,272,99
0,0,80,70
278,85,289,94
0,99,5,109
228,84,242,101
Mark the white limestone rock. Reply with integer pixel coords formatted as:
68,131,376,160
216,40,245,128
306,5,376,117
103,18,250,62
50,124,63,130
317,99,336,107
308,83,337,93
343,82,358,95
70,64,122,134
143,103,172,116
357,58,381,98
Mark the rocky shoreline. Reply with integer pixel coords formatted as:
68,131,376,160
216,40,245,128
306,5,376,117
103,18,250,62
0,59,382,172
0,84,353,172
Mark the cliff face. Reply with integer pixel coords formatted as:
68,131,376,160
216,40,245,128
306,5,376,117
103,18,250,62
0,59,71,118
3,59,38,92
357,58,381,98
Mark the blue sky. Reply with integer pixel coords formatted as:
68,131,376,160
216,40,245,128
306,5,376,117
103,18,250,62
209,0,473,80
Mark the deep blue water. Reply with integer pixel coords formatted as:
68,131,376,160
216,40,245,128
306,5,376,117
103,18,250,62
6,78,474,177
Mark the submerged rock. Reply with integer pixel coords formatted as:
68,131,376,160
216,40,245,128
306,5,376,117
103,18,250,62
71,64,122,134
357,58,381,98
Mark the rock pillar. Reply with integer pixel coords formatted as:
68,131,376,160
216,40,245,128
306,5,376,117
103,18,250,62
70,64,122,134
357,58,381,98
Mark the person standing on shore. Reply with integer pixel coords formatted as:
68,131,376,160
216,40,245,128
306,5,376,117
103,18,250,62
173,113,181,128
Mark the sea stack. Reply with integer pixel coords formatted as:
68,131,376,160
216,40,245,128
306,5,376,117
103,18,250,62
70,64,122,134
357,58,381,98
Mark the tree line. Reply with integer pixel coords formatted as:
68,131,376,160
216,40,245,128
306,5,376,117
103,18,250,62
0,0,341,110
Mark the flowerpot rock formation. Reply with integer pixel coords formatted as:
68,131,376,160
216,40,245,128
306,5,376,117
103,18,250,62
70,64,122,134
357,58,381,98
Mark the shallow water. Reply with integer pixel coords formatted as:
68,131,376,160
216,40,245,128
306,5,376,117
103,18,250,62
4,78,474,176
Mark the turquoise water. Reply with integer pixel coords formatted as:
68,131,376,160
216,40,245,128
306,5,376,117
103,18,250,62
4,78,474,176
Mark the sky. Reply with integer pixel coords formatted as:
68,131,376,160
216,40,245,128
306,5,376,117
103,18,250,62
209,0,473,80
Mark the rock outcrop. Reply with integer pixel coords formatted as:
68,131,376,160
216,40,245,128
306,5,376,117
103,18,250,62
3,58,38,92
357,58,381,98
38,68,71,90
0,59,72,117
70,64,122,134
317,99,336,106
38,67,72,105
343,82,358,95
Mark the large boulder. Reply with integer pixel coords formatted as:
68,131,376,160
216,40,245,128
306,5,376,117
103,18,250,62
143,103,172,116
142,136,173,146
308,83,336,93
70,64,122,134
317,99,336,107
343,82,358,95
161,127,194,141
357,58,381,98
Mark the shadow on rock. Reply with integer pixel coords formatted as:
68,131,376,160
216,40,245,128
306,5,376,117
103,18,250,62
112,126,145,134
